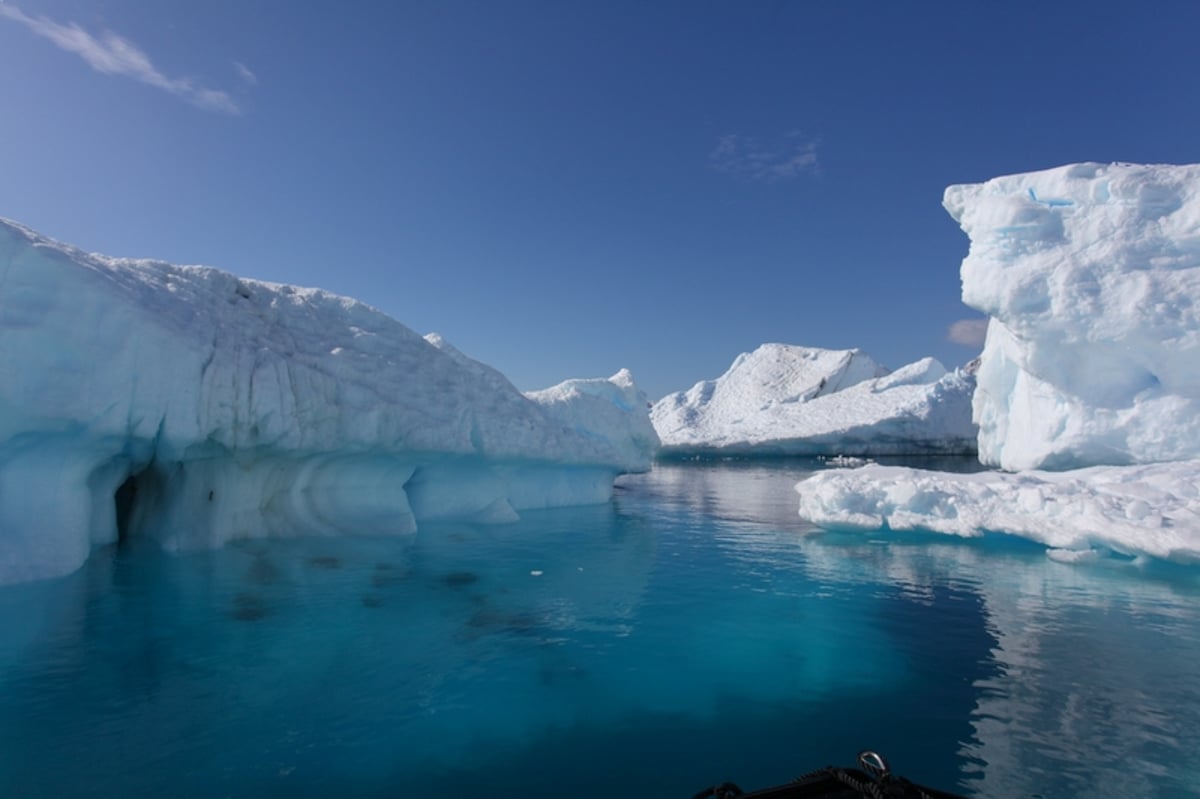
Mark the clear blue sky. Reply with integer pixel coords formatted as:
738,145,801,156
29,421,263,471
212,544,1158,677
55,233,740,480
3,0,1199,399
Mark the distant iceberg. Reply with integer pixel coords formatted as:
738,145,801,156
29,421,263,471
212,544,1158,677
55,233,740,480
0,219,656,584
797,163,1200,563
651,343,977,457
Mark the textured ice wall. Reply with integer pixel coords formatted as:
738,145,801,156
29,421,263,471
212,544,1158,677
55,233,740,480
525,368,660,468
0,219,654,584
945,162,1200,470
651,343,976,457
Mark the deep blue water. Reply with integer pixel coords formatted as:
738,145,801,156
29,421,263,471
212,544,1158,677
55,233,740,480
3,460,1200,798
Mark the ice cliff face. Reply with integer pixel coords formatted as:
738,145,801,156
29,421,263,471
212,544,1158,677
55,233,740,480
0,219,655,584
796,163,1200,563
651,343,977,457
945,162,1200,470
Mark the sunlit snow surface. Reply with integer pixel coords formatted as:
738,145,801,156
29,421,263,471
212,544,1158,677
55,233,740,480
651,343,976,457
0,219,657,584
946,161,1200,471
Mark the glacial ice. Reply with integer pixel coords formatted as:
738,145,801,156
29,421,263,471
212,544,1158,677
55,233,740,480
0,218,656,584
797,163,1200,563
651,343,977,457
524,367,660,471
796,459,1200,562
946,162,1200,471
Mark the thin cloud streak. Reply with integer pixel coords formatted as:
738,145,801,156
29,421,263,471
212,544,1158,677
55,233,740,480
710,131,820,181
0,2,240,114
234,61,258,87
947,318,989,347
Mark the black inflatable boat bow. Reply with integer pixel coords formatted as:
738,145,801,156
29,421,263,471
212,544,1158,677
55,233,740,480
691,750,968,799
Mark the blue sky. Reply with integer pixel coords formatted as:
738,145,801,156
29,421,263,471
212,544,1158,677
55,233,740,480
2,0,1199,399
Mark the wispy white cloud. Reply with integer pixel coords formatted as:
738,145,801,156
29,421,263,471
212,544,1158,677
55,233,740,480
710,131,820,181
947,318,989,347
0,2,240,114
233,61,257,87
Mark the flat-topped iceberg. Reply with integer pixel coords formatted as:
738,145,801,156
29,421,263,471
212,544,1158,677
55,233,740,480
0,218,656,584
651,343,977,457
946,162,1200,471
796,460,1200,562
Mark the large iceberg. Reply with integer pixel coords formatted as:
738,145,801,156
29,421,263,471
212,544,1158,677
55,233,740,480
651,343,977,457
0,218,656,584
946,162,1200,471
797,163,1200,563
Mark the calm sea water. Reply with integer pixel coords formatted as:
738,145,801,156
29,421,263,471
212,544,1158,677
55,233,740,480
2,459,1200,798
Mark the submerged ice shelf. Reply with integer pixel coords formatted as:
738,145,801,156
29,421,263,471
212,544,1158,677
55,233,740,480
0,219,658,585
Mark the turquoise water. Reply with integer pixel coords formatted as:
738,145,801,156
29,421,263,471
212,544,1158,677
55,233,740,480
2,460,1200,798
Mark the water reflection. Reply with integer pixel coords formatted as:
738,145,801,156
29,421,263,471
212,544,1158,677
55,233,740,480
624,463,1200,798
0,505,662,796
1,462,1199,798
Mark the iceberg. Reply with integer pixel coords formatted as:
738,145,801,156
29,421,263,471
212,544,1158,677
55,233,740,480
0,218,655,584
651,343,977,457
795,459,1200,562
797,163,1200,563
524,368,660,471
945,162,1200,471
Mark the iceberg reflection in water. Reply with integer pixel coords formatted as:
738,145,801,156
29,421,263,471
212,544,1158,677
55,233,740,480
1,461,1198,798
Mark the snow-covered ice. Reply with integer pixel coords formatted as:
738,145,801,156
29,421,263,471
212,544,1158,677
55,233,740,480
0,218,656,584
946,162,1200,471
524,368,660,471
651,343,977,457
796,460,1200,562
797,163,1200,563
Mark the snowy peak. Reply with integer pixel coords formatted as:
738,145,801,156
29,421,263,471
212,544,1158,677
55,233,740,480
663,343,887,424
721,343,888,405
651,343,976,456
